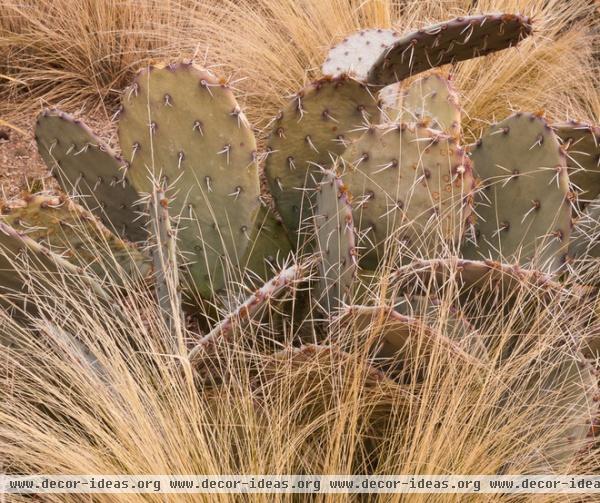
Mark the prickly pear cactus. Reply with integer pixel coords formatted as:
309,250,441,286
243,204,293,282
314,169,357,312
339,123,474,269
463,113,571,273
189,260,312,370
264,75,379,243
35,110,146,242
378,83,403,121
553,121,600,204
118,62,261,298
368,14,533,86
399,73,461,137
149,186,183,344
508,351,598,471
570,198,600,259
392,258,561,295
1,193,151,280
335,304,476,366
0,220,111,317
392,257,566,353
323,28,401,80
395,293,488,359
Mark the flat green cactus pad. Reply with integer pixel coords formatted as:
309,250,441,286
264,75,380,244
399,73,461,137
339,123,474,269
323,29,401,80
462,112,571,273
511,352,597,471
243,204,293,281
392,258,565,343
395,293,487,359
553,121,600,204
368,14,533,86
0,220,109,317
335,305,477,365
35,110,145,242
378,83,402,121
314,170,357,312
570,199,600,258
1,193,151,280
118,62,261,298
392,258,562,300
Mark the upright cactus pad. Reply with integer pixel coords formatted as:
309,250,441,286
399,73,461,137
323,29,401,80
553,121,600,204
35,110,145,242
368,14,533,86
392,258,564,341
149,187,183,343
463,113,571,272
511,352,598,470
395,293,487,359
243,205,293,282
189,261,312,371
378,83,403,121
314,170,357,312
1,193,151,280
392,258,561,300
0,220,110,317
339,123,474,269
335,304,476,365
264,75,379,242
570,199,600,258
118,62,261,298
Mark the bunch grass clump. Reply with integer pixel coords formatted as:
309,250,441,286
1,227,599,503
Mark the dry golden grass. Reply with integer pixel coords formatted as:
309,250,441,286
1,1,600,502
1,234,599,502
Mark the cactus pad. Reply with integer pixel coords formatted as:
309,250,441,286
118,62,261,298
339,123,474,269
392,258,562,306
149,188,183,341
570,199,600,259
323,29,401,80
395,293,487,359
463,113,571,272
512,352,598,470
243,205,293,281
314,170,357,312
35,110,145,242
335,304,477,365
368,14,533,86
399,73,461,137
0,220,110,317
1,193,151,280
264,75,379,242
189,260,312,369
553,121,600,204
378,83,403,121
392,257,564,342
